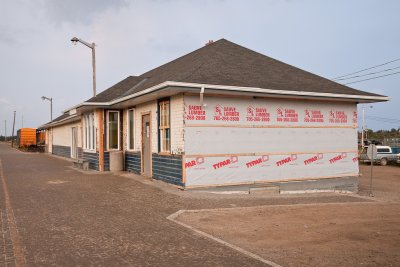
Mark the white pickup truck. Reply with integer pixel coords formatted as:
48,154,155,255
359,145,398,166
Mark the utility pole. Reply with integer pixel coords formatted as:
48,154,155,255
11,111,16,147
361,105,373,148
92,42,96,97
4,120,6,142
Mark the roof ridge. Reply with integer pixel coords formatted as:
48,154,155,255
85,38,385,104
139,39,225,78
211,39,370,94
177,44,220,82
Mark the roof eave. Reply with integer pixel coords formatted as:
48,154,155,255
38,114,80,129
67,81,388,112
111,81,389,104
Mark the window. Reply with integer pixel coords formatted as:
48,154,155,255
83,113,96,150
377,148,390,153
159,99,170,152
128,109,135,150
108,111,120,150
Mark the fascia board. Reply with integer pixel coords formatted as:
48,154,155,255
39,114,80,129
166,82,390,102
64,81,389,113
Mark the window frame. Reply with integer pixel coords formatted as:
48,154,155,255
107,110,120,151
158,98,171,153
83,113,96,152
127,108,135,151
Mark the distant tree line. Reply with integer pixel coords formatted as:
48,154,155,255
359,128,400,140
0,135,16,141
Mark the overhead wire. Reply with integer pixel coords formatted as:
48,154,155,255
334,66,400,81
365,115,400,124
343,71,400,85
332,57,400,80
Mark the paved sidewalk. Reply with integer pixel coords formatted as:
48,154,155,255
0,143,367,266
1,206,16,267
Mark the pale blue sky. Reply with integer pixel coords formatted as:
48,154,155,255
0,0,399,133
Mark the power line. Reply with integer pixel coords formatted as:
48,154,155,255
332,57,400,80
365,115,400,124
334,66,400,81
344,71,400,85
366,115,400,122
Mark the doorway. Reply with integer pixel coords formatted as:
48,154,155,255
142,114,151,176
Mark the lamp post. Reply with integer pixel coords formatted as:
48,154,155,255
41,96,53,121
361,105,373,149
70,37,96,97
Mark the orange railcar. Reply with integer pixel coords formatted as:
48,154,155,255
36,129,46,145
16,128,37,147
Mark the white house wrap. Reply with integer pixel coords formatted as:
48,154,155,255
183,95,358,187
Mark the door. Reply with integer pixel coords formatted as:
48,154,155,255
71,127,78,159
142,114,151,176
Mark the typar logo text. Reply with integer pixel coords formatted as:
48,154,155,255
329,153,347,164
276,154,297,166
246,155,269,168
185,157,205,169
213,156,238,170
304,153,323,165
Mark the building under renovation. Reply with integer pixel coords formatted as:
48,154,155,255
40,39,388,191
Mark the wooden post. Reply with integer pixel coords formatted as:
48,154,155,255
98,109,104,171
11,111,16,147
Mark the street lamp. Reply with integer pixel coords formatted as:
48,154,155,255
361,105,373,149
41,96,53,121
71,37,97,97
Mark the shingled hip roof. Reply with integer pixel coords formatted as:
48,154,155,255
81,38,386,107
38,112,80,129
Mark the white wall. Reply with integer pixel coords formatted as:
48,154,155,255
52,121,81,147
183,95,359,186
170,94,185,154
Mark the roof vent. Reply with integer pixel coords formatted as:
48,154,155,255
205,40,214,46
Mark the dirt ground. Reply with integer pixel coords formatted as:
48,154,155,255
176,164,400,266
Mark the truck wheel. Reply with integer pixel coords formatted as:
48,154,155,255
380,158,388,166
